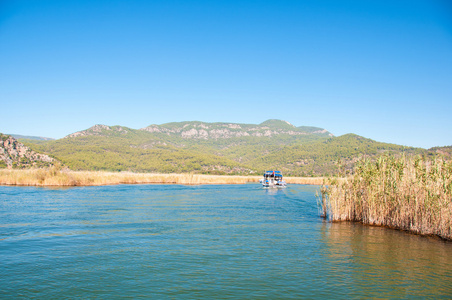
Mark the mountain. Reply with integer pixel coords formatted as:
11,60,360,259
10,120,444,176
19,120,333,174
0,134,55,168
429,146,452,157
10,134,55,141
67,120,332,141
248,134,422,176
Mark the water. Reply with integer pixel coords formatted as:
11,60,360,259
1,184,451,299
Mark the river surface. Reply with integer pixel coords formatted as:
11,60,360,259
1,184,451,299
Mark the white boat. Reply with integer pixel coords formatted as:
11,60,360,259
260,170,287,188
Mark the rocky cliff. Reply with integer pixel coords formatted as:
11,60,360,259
65,124,130,138
140,120,334,140
66,120,333,141
0,134,54,168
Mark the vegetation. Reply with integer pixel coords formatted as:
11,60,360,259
16,120,435,176
319,155,452,240
17,120,334,174
0,167,323,186
6,120,450,176
248,134,423,176
0,133,54,169
24,135,253,174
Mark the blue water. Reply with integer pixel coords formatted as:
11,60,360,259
1,184,451,299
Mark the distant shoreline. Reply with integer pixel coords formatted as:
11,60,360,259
0,169,324,186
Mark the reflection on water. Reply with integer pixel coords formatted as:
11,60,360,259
321,222,452,298
0,184,451,299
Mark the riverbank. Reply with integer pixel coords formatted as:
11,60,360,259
0,168,324,186
319,155,452,241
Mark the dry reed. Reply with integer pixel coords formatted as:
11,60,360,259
0,168,323,186
319,155,452,240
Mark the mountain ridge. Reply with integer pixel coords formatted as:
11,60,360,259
9,134,55,141
66,120,334,140
5,120,450,176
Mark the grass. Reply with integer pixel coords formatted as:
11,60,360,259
0,167,323,186
319,155,452,240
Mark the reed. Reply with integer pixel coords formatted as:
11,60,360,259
320,155,452,240
286,177,324,185
0,168,324,186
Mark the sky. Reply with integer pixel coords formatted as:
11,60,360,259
1,0,451,148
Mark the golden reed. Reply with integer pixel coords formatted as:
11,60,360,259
319,155,452,240
0,168,323,186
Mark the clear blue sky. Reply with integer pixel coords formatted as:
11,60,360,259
1,0,451,148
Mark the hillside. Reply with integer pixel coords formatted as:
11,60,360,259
0,134,55,168
10,120,444,176
248,134,423,176
429,146,452,157
19,120,333,174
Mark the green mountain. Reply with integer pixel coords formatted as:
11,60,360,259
10,120,444,176
247,134,423,176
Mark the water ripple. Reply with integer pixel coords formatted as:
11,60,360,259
1,184,451,299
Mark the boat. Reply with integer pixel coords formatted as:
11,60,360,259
260,170,287,188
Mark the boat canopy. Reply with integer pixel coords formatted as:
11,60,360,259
264,170,283,178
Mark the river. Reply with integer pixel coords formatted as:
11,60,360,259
1,184,451,299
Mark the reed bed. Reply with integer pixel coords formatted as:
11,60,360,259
0,168,323,186
319,155,452,240
286,177,324,185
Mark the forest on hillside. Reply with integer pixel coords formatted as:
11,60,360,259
19,134,430,176
3,120,449,176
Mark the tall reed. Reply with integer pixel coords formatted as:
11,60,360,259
0,168,323,186
320,155,452,240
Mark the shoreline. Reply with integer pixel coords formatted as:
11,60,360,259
0,169,324,186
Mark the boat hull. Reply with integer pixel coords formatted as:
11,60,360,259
261,180,286,188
